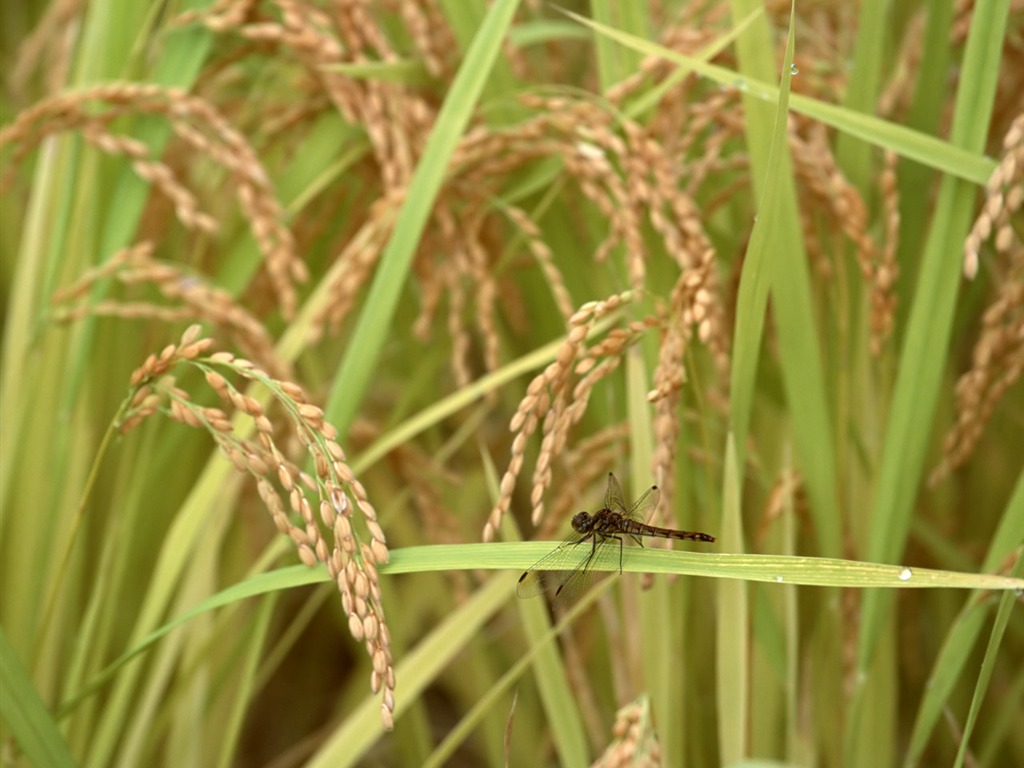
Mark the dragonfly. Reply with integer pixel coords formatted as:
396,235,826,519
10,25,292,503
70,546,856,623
516,472,716,600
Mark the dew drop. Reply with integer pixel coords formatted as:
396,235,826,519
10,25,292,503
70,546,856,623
775,575,784,583
790,63,799,75
732,78,749,92
897,566,913,582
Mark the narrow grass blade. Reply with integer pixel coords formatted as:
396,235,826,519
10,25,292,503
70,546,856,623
589,0,648,89
904,471,1024,766
214,597,275,768
717,432,749,763
847,5,1011,756
732,0,842,559
382,544,1024,591
835,0,888,183
952,554,1023,768
558,9,995,184
60,567,322,715
325,0,522,434
514,587,591,767
424,576,616,768
852,0,1010,679
0,630,76,768
353,311,624,474
306,575,514,768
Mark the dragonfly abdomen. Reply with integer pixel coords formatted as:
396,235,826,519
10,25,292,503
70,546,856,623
616,517,716,543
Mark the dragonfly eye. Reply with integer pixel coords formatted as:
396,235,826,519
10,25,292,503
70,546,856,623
571,511,590,531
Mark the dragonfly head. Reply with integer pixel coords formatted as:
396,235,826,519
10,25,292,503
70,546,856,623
571,511,593,532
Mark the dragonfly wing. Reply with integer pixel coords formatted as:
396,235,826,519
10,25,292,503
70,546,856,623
516,534,612,600
516,567,598,600
516,568,565,599
516,536,588,598
605,473,628,515
627,484,661,522
551,533,628,601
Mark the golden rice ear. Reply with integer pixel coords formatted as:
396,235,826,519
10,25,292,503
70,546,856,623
120,327,395,729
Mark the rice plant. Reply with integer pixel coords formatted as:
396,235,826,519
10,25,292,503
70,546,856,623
1,2,1021,766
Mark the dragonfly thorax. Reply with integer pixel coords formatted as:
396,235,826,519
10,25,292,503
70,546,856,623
571,510,595,533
